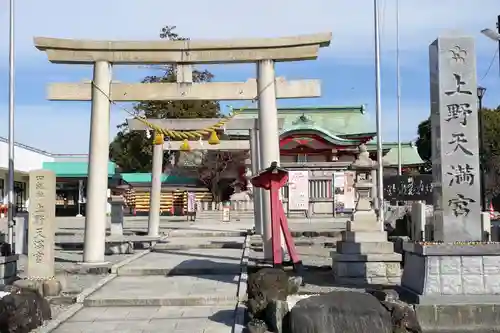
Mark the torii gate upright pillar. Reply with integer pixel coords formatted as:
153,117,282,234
257,60,281,259
148,132,164,237
83,61,112,264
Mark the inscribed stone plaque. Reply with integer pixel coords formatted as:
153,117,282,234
429,36,481,242
27,169,56,278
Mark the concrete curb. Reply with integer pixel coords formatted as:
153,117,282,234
83,296,238,307
35,303,84,333
110,249,152,274
233,234,250,333
237,235,250,301
75,274,117,304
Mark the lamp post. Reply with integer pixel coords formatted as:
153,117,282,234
396,0,402,176
481,15,500,76
373,0,385,227
477,86,487,211
7,0,15,250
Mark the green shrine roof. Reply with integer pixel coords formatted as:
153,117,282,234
366,140,424,166
229,106,423,166
230,106,375,138
43,161,117,178
120,173,198,185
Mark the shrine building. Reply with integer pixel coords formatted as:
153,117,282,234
229,105,423,169
226,106,424,215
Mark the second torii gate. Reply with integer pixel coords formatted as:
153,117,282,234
127,117,285,238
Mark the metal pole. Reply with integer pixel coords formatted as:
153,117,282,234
374,0,385,227
396,0,402,176
478,95,486,211
497,15,500,76
7,0,15,248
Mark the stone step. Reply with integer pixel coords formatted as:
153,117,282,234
117,267,242,276
55,305,236,332
155,237,245,251
333,276,401,286
341,231,387,243
84,275,240,307
117,249,243,276
84,295,238,307
196,212,254,217
336,241,395,254
167,230,247,238
250,236,341,248
331,253,402,262
55,235,162,251
250,231,343,240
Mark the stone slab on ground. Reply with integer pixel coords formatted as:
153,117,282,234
250,236,340,248
155,236,245,250
250,246,332,268
84,275,240,306
52,305,234,333
167,230,247,238
118,249,243,275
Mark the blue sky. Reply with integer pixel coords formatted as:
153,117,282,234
0,0,499,153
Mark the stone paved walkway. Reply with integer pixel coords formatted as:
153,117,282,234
55,306,234,333
52,235,246,333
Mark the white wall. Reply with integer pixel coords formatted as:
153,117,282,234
0,137,54,173
0,137,55,208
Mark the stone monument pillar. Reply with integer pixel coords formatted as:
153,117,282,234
148,132,164,237
401,35,500,305
332,145,402,285
16,169,61,296
430,37,481,242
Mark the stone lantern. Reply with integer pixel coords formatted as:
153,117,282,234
331,144,402,285
349,144,377,226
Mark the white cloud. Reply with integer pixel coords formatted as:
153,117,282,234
0,0,498,62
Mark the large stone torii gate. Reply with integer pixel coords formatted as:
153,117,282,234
34,33,332,264
127,117,285,238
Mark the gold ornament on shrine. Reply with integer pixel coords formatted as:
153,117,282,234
153,133,164,145
180,139,191,151
208,131,220,145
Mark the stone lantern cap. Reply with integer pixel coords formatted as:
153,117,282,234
350,144,376,171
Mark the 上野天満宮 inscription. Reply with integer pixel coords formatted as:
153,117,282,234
430,37,481,241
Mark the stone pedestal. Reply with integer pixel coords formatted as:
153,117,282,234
0,255,19,285
332,144,401,285
109,195,125,236
401,243,500,304
332,223,402,285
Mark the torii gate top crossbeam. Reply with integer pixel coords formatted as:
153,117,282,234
33,33,332,64
127,118,285,131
